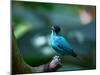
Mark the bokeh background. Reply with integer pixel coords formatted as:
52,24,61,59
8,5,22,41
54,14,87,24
12,1,96,71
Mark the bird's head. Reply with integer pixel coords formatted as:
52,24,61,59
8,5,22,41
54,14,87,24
51,25,61,34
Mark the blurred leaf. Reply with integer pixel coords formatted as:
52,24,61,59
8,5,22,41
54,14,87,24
14,23,32,39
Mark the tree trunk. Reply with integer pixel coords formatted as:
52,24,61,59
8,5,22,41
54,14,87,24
12,30,61,74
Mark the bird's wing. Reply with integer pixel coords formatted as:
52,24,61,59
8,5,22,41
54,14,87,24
54,36,77,57
54,36,72,51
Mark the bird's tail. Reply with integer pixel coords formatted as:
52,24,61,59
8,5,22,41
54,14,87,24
70,49,84,63
71,52,82,62
74,55,85,64
75,56,82,61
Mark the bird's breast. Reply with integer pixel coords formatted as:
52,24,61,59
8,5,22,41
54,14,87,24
50,36,56,47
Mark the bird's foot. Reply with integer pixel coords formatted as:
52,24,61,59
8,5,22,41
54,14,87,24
53,55,60,60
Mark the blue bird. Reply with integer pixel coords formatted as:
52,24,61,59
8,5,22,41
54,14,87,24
50,25,78,58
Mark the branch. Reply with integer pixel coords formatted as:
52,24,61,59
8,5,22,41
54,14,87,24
12,30,61,74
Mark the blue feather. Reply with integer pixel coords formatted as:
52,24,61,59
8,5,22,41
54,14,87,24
50,30,77,57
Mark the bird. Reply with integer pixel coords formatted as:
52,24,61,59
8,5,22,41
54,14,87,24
50,25,80,60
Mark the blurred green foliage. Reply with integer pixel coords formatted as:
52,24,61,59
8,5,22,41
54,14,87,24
12,1,96,71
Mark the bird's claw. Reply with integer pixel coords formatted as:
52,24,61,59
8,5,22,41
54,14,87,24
53,55,60,59
53,55,61,61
